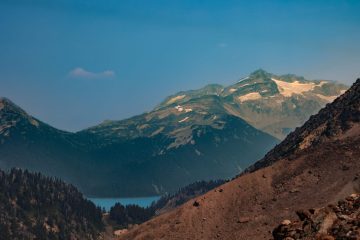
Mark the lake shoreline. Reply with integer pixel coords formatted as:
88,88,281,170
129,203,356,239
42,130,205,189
88,196,161,211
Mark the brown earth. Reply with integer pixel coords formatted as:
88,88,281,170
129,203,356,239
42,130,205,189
116,79,360,240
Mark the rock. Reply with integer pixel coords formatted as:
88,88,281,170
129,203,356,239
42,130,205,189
193,201,200,207
289,189,299,193
350,193,358,199
281,220,291,225
114,229,128,236
318,235,335,240
342,165,350,171
295,210,312,221
284,237,294,240
237,217,250,223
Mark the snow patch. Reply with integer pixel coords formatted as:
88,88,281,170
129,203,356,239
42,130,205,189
229,88,237,93
175,105,192,113
167,95,186,105
271,78,316,97
175,105,184,112
238,76,249,82
238,92,262,102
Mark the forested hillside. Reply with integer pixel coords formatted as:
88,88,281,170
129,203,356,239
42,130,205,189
0,168,104,240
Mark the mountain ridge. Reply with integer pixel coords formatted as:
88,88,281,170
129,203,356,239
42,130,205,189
118,78,360,240
0,87,278,197
0,70,348,197
122,69,348,139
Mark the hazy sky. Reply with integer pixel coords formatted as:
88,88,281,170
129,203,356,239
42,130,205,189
0,0,359,131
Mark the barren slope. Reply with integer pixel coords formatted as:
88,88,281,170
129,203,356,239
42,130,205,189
118,79,360,240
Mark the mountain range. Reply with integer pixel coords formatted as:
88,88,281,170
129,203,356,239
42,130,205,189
0,69,348,197
118,78,360,240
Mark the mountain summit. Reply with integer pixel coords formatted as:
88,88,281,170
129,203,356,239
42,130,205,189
0,97,40,131
153,69,347,139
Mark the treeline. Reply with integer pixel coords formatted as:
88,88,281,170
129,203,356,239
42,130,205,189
109,203,154,228
0,168,104,240
109,179,225,227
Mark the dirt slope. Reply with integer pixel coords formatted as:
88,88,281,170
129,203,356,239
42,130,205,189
118,79,360,240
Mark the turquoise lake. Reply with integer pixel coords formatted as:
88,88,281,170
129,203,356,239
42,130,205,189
88,196,161,211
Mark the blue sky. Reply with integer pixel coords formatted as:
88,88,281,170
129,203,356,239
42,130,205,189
0,0,359,131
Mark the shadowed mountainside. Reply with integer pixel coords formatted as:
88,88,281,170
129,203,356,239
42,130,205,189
0,98,276,197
